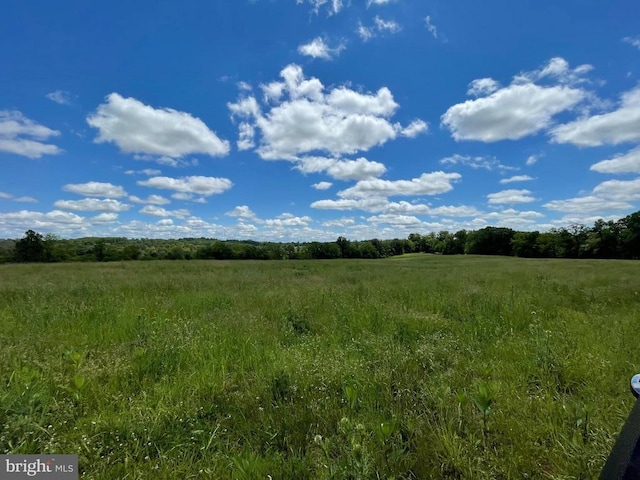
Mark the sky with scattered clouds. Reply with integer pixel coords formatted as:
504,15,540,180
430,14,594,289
1,0,639,240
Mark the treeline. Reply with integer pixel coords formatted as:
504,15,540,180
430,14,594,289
2,210,640,263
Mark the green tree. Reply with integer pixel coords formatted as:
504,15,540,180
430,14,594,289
14,230,46,262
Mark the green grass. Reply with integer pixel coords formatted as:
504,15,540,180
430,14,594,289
1,255,639,479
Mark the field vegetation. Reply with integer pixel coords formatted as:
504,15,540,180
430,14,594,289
1,255,638,478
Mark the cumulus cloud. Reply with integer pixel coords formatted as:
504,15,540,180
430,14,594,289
544,178,640,213
91,213,119,223
129,194,171,205
263,214,312,227
139,205,190,218
54,198,131,212
550,87,640,146
296,156,388,180
225,205,257,219
138,176,233,196
45,90,72,105
368,214,423,225
125,168,162,176
322,217,355,227
590,147,640,173
442,83,585,142
338,171,461,198
0,111,62,158
467,78,500,97
298,37,345,60
526,154,541,166
500,175,534,184
87,93,230,158
385,201,481,217
63,182,127,198
312,181,333,190
0,192,38,203
400,119,428,138
228,64,424,160
440,154,512,170
0,210,85,232
513,57,594,86
442,58,591,142
486,189,536,204
311,197,389,211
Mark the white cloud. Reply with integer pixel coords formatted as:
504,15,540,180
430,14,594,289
91,213,119,223
87,93,230,158
296,156,388,180
367,0,395,5
513,57,594,86
500,175,534,184
322,217,355,227
312,181,333,190
487,189,536,204
297,0,343,15
544,196,632,213
45,90,72,105
129,194,171,205
338,171,461,198
125,168,162,176
424,16,438,39
54,198,131,212
226,205,257,219
374,16,401,33
298,37,345,60
483,209,545,228
357,23,376,41
592,178,640,201
0,111,62,158
385,201,481,217
237,122,255,150
139,205,190,218
0,210,86,235
442,83,585,142
311,197,389,211
368,214,423,225
550,87,640,146
14,196,38,203
0,192,38,203
623,36,640,50
544,178,640,214
263,215,312,227
357,16,401,41
591,146,640,173
138,176,233,196
228,64,423,160
526,154,541,166
467,78,500,97
63,181,127,198
400,119,428,138
440,154,512,170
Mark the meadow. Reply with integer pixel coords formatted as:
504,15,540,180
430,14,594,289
1,255,639,479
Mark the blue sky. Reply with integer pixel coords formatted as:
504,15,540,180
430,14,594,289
1,0,639,241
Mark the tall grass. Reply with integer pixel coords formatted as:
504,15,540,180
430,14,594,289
0,255,638,478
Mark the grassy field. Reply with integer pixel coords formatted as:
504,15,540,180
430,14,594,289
1,255,639,479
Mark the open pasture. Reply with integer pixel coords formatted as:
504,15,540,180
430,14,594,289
1,255,639,479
